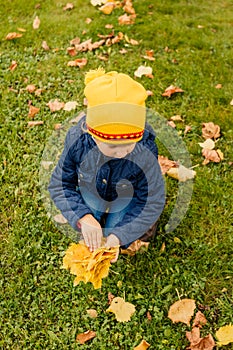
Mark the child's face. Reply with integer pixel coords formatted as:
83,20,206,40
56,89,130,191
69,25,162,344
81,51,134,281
94,138,136,158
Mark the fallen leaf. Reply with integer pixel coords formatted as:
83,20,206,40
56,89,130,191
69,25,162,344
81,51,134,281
54,213,68,224
63,242,118,289
99,2,115,14
170,115,183,122
198,139,215,150
192,311,207,328
17,27,26,32
186,330,215,350
134,65,153,78
5,32,23,40
26,84,36,93
106,297,136,322
85,17,92,24
121,240,150,256
9,61,17,71
76,330,96,344
33,16,40,29
166,164,196,182
67,58,87,67
124,34,139,45
184,125,192,134
67,47,77,56
146,90,153,96
54,123,62,130
86,309,98,318
134,339,150,350
91,0,104,5
28,105,40,118
230,99,233,106
216,149,224,160
202,122,220,139
47,99,65,112
146,311,152,321
41,160,53,170
123,0,136,15
162,85,184,97
108,292,115,304
119,48,128,54
167,120,176,128
42,40,50,51
28,121,44,127
118,13,136,25
63,101,77,111
216,324,233,346
63,3,74,11
168,299,196,326
158,155,178,175
70,37,80,46
215,83,222,89
202,149,221,165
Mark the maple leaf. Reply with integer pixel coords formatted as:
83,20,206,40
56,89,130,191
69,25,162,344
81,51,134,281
162,85,184,97
47,99,65,112
134,66,153,78
158,155,177,175
5,32,23,40
33,16,40,30
121,240,150,256
63,3,74,11
216,324,233,346
202,122,220,139
28,105,40,118
168,299,196,326
106,297,136,322
134,339,151,350
76,330,96,344
167,164,196,182
67,58,87,67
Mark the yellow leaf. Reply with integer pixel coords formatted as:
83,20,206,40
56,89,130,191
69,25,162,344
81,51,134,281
121,239,149,256
166,165,196,182
216,324,233,346
106,297,136,322
134,339,150,350
168,299,196,326
99,2,115,14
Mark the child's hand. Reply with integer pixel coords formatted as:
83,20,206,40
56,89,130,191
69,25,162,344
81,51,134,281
105,234,120,263
78,214,103,252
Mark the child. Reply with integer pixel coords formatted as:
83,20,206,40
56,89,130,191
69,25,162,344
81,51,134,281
48,69,165,261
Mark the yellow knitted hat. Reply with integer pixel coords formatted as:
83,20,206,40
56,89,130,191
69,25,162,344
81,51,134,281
84,68,148,143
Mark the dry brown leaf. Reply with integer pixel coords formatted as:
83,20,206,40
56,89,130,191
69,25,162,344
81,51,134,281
168,299,196,326
158,155,178,175
184,125,192,134
167,120,176,128
105,23,114,29
47,99,64,112
121,240,149,256
67,47,77,56
192,311,207,328
28,105,40,118
26,84,36,93
70,37,80,46
123,0,136,15
63,3,74,11
162,85,184,97
215,83,222,89
76,330,96,344
202,122,220,139
146,311,152,321
86,309,98,318
5,32,23,40
9,61,17,71
119,48,128,54
28,121,44,127
54,213,68,224
118,13,136,25
166,165,196,182
33,16,40,30
85,17,92,24
146,90,153,96
99,2,115,14
134,339,151,350
63,101,77,111
186,329,215,350
42,40,50,51
170,115,183,122
54,123,62,130
124,34,139,45
216,324,233,346
106,297,136,322
202,149,221,165
67,58,87,68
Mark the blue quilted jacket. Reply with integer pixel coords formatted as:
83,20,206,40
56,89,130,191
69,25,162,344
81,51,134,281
48,116,165,245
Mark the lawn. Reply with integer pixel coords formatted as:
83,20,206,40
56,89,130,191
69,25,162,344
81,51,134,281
0,0,232,349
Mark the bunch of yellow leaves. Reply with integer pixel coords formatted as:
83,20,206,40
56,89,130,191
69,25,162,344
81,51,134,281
62,241,119,289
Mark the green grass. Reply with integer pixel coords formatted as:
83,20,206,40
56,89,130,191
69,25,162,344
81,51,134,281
0,0,233,349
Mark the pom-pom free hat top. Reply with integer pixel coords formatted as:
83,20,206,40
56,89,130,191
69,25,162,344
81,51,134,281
84,69,148,143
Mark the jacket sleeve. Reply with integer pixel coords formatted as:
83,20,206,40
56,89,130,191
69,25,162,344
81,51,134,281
48,128,92,230
110,148,165,246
